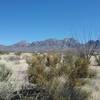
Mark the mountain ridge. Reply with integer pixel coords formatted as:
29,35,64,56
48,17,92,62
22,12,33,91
0,38,100,52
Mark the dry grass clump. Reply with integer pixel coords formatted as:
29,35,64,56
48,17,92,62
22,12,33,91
27,52,91,100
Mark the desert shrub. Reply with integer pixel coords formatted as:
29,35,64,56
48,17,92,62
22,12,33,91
63,53,74,65
0,82,14,100
15,51,22,56
27,53,91,100
95,55,100,66
61,85,89,100
28,65,47,86
0,51,9,55
0,64,11,81
0,64,13,100
88,69,96,78
46,53,60,67
27,54,64,99
74,57,89,78
54,57,90,100
7,56,21,61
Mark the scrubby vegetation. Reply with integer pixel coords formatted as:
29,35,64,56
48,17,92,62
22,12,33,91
0,51,9,55
0,50,97,100
15,51,22,56
27,52,92,100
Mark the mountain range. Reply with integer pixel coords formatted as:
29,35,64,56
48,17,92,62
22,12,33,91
0,38,100,52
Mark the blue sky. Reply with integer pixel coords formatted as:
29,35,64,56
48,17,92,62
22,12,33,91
0,0,100,45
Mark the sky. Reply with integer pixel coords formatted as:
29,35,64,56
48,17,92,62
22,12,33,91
0,0,100,45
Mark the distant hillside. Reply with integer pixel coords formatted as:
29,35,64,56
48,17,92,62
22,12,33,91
0,38,100,52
